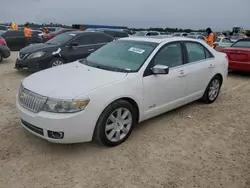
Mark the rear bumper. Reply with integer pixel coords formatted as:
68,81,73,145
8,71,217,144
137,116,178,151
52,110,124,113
228,60,250,72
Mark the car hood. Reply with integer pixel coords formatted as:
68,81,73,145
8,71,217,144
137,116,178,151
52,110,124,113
20,43,59,53
22,61,127,99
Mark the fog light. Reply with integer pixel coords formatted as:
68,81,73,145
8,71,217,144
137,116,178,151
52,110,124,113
48,131,64,139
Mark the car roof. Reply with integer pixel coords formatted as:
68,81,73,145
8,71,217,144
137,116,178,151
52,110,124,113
120,36,200,43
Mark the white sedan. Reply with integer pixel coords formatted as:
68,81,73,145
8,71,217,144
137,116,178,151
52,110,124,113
16,36,228,147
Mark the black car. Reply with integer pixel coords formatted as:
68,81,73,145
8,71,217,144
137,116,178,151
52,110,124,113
43,28,76,42
0,25,8,31
0,36,11,62
90,29,129,39
15,31,114,72
1,30,43,51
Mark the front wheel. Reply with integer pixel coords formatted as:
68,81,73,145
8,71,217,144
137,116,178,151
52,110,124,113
94,100,137,147
49,58,65,68
202,75,222,104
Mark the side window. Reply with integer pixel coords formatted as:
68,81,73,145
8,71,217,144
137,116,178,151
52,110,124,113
153,43,183,68
92,34,113,44
205,48,214,58
71,35,92,45
185,42,206,63
150,32,159,36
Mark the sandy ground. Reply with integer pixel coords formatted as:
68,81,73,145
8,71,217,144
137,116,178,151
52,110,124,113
0,52,249,188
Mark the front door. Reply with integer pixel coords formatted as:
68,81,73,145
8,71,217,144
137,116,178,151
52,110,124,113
142,42,188,119
66,34,95,62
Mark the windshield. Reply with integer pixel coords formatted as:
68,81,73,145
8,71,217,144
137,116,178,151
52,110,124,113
231,41,250,48
134,31,146,36
45,33,75,45
80,40,158,72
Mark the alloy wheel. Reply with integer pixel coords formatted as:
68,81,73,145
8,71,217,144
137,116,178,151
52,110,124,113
52,60,63,67
208,79,220,101
105,108,132,142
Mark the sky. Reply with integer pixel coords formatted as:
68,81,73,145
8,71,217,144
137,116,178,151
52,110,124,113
1,0,250,31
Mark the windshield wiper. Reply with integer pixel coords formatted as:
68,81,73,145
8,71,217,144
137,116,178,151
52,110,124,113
81,59,129,73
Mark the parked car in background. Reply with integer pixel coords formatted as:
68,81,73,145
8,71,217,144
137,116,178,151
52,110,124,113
1,30,43,51
220,38,250,72
134,31,161,36
214,37,233,50
15,31,114,72
94,28,129,39
31,30,45,37
188,32,204,36
230,34,247,43
186,35,205,40
0,36,11,62
172,32,188,37
16,36,228,146
42,28,76,42
47,27,63,32
0,25,8,31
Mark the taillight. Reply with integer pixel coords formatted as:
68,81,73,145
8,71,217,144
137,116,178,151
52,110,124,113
0,39,6,45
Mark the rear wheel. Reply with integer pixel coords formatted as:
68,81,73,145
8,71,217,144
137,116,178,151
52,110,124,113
94,100,137,147
49,58,64,67
202,75,222,104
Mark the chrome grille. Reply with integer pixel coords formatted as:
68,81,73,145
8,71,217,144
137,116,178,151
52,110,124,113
18,87,47,113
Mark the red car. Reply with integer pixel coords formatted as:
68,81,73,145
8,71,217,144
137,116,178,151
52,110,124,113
220,38,250,72
43,29,76,42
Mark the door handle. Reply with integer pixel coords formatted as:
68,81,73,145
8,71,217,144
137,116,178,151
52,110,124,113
178,70,187,77
88,48,95,52
208,64,214,68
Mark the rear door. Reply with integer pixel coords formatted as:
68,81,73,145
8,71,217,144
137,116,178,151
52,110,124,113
13,31,26,50
183,41,216,99
2,31,16,50
91,33,114,50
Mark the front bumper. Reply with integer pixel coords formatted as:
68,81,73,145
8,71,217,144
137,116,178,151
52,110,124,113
1,46,11,58
16,99,97,144
15,56,52,72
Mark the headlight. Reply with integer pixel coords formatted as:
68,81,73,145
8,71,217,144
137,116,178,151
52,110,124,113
43,98,90,113
18,83,24,94
27,51,45,59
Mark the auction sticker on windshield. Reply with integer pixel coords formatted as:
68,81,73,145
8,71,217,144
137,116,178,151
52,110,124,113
69,33,76,36
128,47,145,54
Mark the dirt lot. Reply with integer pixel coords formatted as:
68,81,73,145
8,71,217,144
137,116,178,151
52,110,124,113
0,52,249,188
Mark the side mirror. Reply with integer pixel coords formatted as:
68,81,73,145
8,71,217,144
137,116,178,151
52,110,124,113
69,42,78,47
151,64,169,75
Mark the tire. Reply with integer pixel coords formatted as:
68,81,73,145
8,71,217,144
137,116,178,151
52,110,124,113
202,75,222,104
0,52,3,62
49,58,65,68
94,100,137,147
